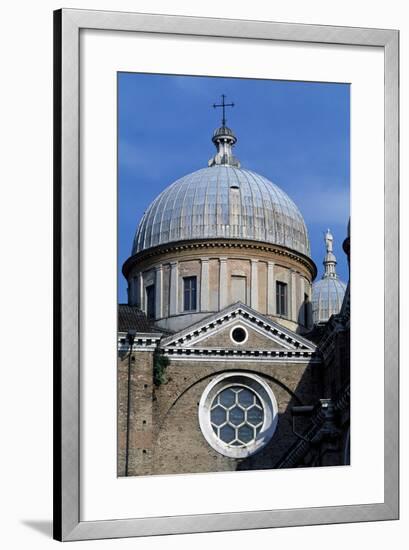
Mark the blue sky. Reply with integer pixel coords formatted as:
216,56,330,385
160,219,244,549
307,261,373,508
118,73,350,303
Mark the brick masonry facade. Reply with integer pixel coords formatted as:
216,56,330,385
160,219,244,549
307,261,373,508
117,306,325,477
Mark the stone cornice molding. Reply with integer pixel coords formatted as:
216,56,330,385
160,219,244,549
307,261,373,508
161,346,320,363
160,302,318,353
117,332,162,352
122,238,317,279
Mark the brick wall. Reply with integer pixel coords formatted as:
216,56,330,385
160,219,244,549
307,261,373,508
117,350,155,476
118,352,320,476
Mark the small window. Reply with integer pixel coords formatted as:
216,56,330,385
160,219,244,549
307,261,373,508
276,281,288,317
183,276,197,311
231,326,247,344
304,293,310,327
146,284,155,319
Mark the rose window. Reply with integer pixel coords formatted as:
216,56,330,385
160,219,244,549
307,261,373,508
198,373,278,458
210,387,264,446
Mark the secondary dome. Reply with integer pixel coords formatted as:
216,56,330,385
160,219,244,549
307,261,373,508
132,124,310,257
311,277,347,324
312,229,347,324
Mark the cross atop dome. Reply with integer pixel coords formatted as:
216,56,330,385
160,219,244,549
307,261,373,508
209,94,240,168
213,94,235,126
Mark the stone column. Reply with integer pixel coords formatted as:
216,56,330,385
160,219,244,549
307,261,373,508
307,280,313,328
267,261,275,315
290,270,297,322
169,261,178,316
300,276,305,325
155,265,163,319
129,276,136,306
139,273,144,310
129,276,135,306
219,257,228,309
200,258,210,312
250,259,259,309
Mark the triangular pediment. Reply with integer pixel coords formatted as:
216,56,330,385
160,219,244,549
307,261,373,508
160,303,318,361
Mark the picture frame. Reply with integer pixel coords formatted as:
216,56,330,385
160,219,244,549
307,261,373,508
53,8,399,541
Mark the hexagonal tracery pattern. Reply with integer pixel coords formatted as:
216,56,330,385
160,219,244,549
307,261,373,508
210,386,264,446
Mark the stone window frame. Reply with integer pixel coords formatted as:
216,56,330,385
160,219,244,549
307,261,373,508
183,275,197,312
229,324,248,345
230,273,248,305
303,292,310,327
276,280,288,317
145,284,155,320
198,372,279,459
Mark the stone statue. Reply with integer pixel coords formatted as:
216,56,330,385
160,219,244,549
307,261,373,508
325,229,334,253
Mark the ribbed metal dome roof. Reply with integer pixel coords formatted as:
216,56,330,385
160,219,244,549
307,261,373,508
132,165,311,256
213,126,236,139
311,277,347,325
311,229,347,324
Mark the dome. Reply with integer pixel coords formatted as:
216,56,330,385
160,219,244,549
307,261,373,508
311,277,347,324
213,126,236,139
132,164,311,257
311,229,347,324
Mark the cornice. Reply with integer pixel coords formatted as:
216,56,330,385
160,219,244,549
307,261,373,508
117,332,162,352
161,346,320,363
160,302,318,352
122,238,317,279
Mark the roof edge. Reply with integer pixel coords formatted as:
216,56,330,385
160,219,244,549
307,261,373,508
122,237,317,280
